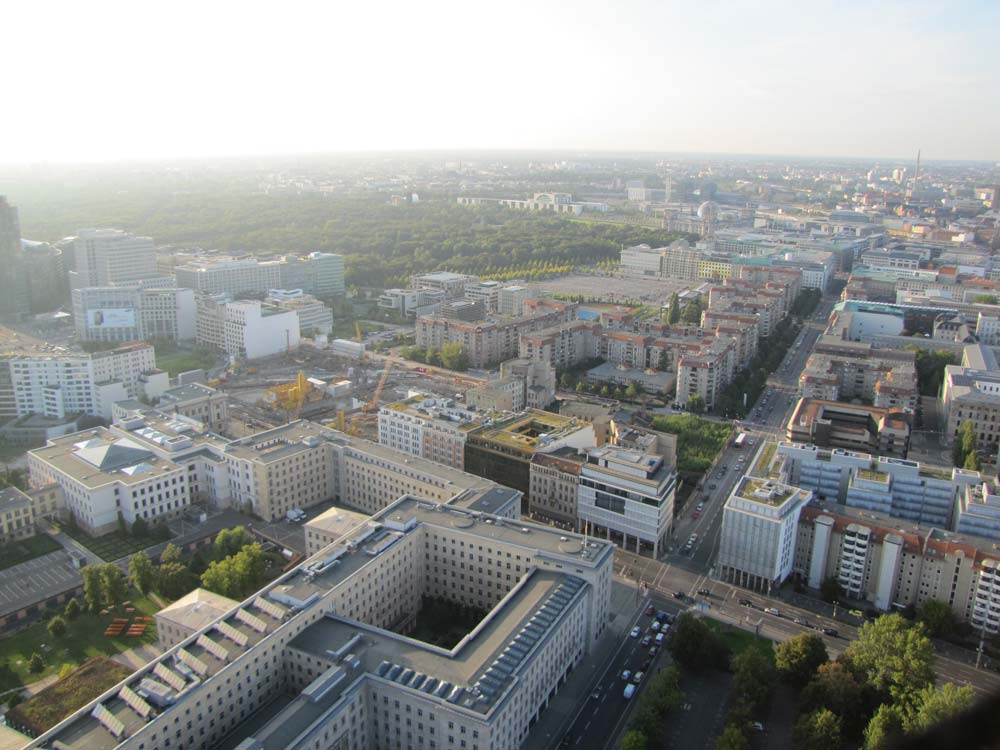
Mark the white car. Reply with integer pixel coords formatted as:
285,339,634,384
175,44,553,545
621,670,632,681
630,626,641,639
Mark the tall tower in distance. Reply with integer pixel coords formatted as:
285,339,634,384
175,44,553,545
0,196,28,319
908,149,921,200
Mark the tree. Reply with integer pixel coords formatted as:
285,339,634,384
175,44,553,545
101,563,127,607
716,724,748,750
160,543,183,565
793,708,842,750
201,543,266,599
916,599,956,639
668,613,729,670
214,526,252,559
47,615,67,638
863,704,902,750
731,647,776,710
439,343,469,372
667,293,681,325
559,372,576,389
58,663,75,680
625,383,641,400
621,730,647,750
130,517,149,538
686,394,706,414
64,598,81,620
775,632,829,688
963,450,980,472
80,565,105,613
28,652,44,673
845,614,934,700
128,552,156,595
801,663,864,731
902,682,975,735
158,561,195,599
630,665,683,743
681,298,703,325
954,420,977,468
820,577,842,604
657,349,670,371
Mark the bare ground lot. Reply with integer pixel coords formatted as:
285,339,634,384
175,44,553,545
531,273,695,303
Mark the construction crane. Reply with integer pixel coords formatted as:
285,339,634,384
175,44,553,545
363,357,396,414
262,372,322,422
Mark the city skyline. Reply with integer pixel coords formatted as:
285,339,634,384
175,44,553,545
3,0,999,164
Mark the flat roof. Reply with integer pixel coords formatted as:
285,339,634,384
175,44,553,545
156,588,241,632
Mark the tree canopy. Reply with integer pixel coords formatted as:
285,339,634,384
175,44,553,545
774,632,828,688
844,614,934,701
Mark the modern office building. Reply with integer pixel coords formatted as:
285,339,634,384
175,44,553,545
278,252,346,298
21,239,68,314
73,282,197,344
68,229,159,290
6,343,166,421
175,256,283,296
528,447,586,527
266,289,334,336
378,394,480,470
411,271,478,299
0,196,29,319
464,280,502,313
464,410,595,501
221,301,300,360
498,286,531,317
717,475,813,592
30,495,613,750
786,398,911,458
378,287,446,318
577,446,677,557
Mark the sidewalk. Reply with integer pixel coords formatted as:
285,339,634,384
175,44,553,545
522,581,643,750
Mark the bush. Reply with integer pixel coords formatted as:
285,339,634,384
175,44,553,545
28,653,44,673
47,615,67,639
64,598,81,620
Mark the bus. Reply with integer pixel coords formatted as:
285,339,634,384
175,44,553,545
733,432,747,449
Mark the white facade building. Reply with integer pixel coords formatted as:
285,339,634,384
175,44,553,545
73,283,196,344
377,395,477,470
68,229,159,290
266,289,334,336
222,301,300,360
498,285,531,316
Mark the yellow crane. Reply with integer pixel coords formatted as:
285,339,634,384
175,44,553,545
364,357,395,414
262,372,321,422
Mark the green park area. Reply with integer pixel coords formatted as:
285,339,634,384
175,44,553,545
153,345,216,378
6,657,133,736
0,534,62,572
651,414,732,474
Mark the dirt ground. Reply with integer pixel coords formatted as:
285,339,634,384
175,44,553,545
531,273,695,303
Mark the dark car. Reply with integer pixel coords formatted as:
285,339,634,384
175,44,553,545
698,588,711,596
641,657,653,671
822,628,839,637
738,598,752,606
674,591,686,600
656,610,669,623
560,733,573,748
644,604,655,616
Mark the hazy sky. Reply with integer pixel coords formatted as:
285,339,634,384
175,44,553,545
3,0,998,163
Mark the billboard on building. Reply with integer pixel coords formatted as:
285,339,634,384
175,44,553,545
88,308,136,328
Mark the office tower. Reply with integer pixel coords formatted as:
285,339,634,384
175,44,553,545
69,228,158,289
0,196,29,319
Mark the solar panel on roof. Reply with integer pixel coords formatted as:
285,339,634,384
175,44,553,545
446,686,463,703
375,661,391,677
434,681,451,697
387,665,403,681
410,674,427,690
398,668,414,684
422,677,439,694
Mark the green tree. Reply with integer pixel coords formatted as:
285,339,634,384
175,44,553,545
28,652,44,673
901,682,975,735
80,565,105,612
160,543,183,565
667,293,681,324
775,632,829,688
845,614,934,700
575,381,586,393
681,298,703,324
863,704,902,750
820,577,842,604
439,343,469,372
801,662,864,732
625,383,641,400
657,349,670,371
214,527,252,559
686,394,706,414
621,730,647,750
668,613,729,670
64,597,81,620
732,646,776,710
201,543,266,599
954,420,977,468
101,563,128,607
915,599,956,639
158,561,195,599
963,450,980,472
47,614,67,638
130,517,149,537
793,708,842,750
716,724,748,750
128,552,156,595
559,372,576,389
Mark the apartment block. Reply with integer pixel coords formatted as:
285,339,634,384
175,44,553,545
378,394,479,470
577,446,676,557
675,338,737,410
518,320,597,369
73,282,196,344
528,447,585,527
786,398,911,458
942,345,1000,449
717,476,813,592
29,496,613,750
0,487,35,542
68,229,159,290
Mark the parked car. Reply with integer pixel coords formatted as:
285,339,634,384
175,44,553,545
623,684,636,700
620,670,631,681
698,588,711,596
630,626,641,638
738,598,752,607
644,604,655,616
764,607,780,616
822,628,839,637
674,591,686,600
641,635,652,647
632,672,644,684
650,621,660,632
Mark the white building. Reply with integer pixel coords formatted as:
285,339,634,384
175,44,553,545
498,285,531,317
577,446,676,557
411,271,477,299
222,301,300,360
7,343,166,421
377,394,478,470
266,289,334,336
717,475,813,592
377,287,445,318
619,244,667,276
175,256,283,296
465,280,503,313
73,283,196,344
68,229,159,290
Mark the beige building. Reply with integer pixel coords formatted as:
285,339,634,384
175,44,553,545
304,506,370,556
156,383,229,431
528,447,586,527
378,394,479,470
786,398,911,458
942,344,1000,449
0,487,35,542
155,588,239,649
31,496,614,750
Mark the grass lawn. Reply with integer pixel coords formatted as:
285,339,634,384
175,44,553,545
61,525,161,562
707,619,775,661
0,534,62,571
155,348,217,378
651,414,733,474
6,657,132,736
0,590,159,694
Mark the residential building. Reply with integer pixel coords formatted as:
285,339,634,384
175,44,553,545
465,377,524,412
675,338,737,409
7,343,166,421
464,409,595,501
156,383,229,431
155,588,239,649
500,358,557,410
0,487,35,542
518,320,596,369
577,446,677,557
529,447,586,527
410,271,477,299
464,280,502,313
942,344,1000,449
222,301,300,360
265,289,334,336
378,394,479,470
498,285,531,316
68,229,159,290
786,398,911,458
377,287,446,318
717,476,813,592
29,495,613,750
73,282,196,344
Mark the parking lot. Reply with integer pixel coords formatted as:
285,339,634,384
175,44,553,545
532,273,694,303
